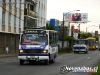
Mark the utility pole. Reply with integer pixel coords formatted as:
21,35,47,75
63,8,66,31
61,10,80,47
62,13,64,47
78,24,80,39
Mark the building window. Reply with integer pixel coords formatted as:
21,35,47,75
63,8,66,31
3,0,5,2
15,0,16,7
39,1,40,8
30,5,34,11
19,0,21,9
14,16,16,26
2,12,5,25
44,5,45,11
42,3,43,9
8,13,11,26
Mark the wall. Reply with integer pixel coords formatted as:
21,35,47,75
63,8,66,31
0,33,19,54
36,0,47,27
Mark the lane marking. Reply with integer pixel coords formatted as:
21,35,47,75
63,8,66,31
87,57,90,59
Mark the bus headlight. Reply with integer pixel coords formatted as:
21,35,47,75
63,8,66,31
43,50,48,53
19,50,23,53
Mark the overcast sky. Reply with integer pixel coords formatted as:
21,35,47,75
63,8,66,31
47,0,100,33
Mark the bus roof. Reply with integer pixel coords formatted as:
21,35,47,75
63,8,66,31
74,39,87,40
23,29,58,32
86,37,96,39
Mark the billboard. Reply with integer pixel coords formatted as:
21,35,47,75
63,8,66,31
64,13,88,23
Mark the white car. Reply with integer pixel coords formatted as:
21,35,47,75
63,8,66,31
73,44,88,54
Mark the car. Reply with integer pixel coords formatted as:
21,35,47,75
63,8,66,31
73,39,89,54
73,44,88,54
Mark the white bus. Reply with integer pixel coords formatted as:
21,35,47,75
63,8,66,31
18,28,58,65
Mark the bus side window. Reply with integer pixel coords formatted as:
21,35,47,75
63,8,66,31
49,35,52,39
49,32,53,44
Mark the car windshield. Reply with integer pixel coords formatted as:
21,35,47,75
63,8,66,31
21,34,48,45
88,40,94,46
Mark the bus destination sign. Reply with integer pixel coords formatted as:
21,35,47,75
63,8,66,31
23,30,46,34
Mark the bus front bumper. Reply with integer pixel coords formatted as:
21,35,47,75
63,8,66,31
18,53,49,61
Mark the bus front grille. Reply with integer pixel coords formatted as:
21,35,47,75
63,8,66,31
24,49,43,53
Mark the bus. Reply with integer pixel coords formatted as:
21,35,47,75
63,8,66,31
18,28,58,65
86,37,96,50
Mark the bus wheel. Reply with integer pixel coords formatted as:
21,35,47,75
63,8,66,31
20,60,24,65
51,58,55,63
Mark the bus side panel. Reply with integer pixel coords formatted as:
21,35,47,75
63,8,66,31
49,44,58,61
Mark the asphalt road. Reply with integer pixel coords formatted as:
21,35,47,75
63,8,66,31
0,50,100,75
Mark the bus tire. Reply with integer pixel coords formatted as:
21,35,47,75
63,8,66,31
51,58,55,63
51,55,56,63
20,59,24,65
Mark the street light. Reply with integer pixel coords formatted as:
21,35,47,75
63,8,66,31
91,26,99,33
62,10,80,47
86,25,95,33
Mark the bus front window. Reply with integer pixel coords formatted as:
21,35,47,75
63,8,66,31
21,34,48,45
88,40,94,46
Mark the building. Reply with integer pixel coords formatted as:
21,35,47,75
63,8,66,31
36,0,47,27
0,0,47,54
0,0,24,53
47,18,69,41
24,0,47,29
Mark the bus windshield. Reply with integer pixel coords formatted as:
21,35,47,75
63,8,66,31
21,34,48,45
88,40,94,46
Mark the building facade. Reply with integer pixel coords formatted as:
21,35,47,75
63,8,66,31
0,0,47,54
0,0,24,53
36,0,47,27
24,0,47,29
47,19,69,41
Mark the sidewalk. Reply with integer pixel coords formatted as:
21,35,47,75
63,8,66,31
0,53,18,58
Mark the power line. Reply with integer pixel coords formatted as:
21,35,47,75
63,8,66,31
0,5,24,21
0,1,25,20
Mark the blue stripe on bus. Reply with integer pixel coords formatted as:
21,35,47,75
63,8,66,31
19,53,49,56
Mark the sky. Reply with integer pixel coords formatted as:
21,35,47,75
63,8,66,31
47,0,100,33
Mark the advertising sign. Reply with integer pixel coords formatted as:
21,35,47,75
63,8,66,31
64,13,88,23
74,29,78,33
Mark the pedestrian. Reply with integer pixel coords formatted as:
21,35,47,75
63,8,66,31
5,45,9,55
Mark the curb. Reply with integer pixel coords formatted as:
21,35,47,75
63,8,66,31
0,55,18,58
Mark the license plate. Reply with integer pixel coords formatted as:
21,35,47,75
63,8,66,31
30,56,35,59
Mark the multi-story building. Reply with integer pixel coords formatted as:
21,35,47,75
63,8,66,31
24,0,47,29
0,0,47,54
36,0,47,27
0,0,24,53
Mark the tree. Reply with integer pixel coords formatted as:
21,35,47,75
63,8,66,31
80,32,92,39
42,25,54,30
93,36,98,41
64,36,74,47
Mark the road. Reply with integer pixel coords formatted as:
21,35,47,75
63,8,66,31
0,50,100,75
